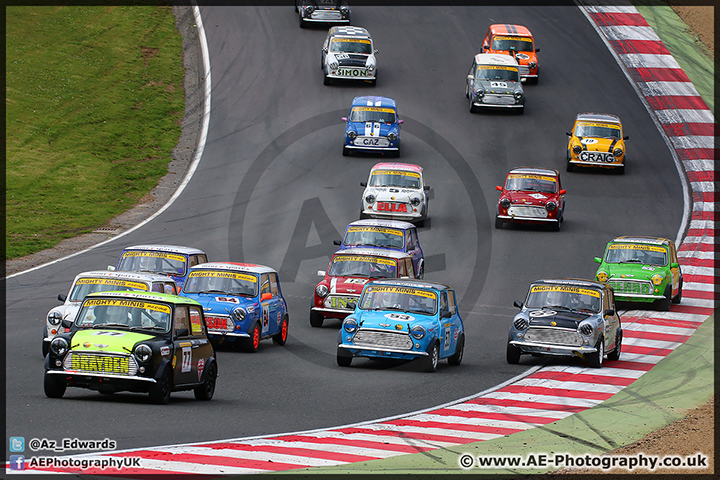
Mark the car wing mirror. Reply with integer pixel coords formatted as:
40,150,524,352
360,181,367,187
513,300,523,309
594,257,602,264
624,136,629,140
398,119,404,124
58,294,67,303
175,328,189,338
496,185,503,191
107,265,116,271
261,292,272,302
566,131,572,136
322,47,327,53
341,116,348,122
604,309,615,317
671,262,680,269
373,49,379,54
318,270,326,277
333,240,341,245
61,318,74,330
559,189,566,195
467,74,474,80
423,185,430,191
441,310,452,318
534,47,540,53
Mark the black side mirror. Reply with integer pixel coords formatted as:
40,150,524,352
623,136,629,140
604,309,615,317
175,328,189,338
566,131,572,136
61,319,73,330
534,47,540,53
513,300,523,309
424,185,430,191
333,240,341,245
441,310,451,319
360,182,367,187
58,294,67,302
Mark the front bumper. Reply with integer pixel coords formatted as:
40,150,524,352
338,343,428,360
510,340,598,356
569,159,624,169
46,369,157,393
497,214,559,224
312,306,352,319
472,95,524,109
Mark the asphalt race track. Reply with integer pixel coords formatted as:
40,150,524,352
5,5,685,454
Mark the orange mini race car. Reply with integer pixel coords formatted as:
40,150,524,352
482,24,539,83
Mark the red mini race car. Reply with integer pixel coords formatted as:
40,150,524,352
495,167,566,231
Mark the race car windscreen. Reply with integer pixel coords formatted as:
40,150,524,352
369,171,420,189
69,278,149,302
492,37,534,52
328,255,397,278
504,175,557,193
359,285,437,315
574,124,621,139
349,108,396,124
183,270,258,296
343,228,405,249
475,66,519,82
525,286,601,313
605,245,668,266
75,299,171,332
118,251,187,276
330,39,371,54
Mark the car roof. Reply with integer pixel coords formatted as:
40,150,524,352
346,219,416,230
508,166,559,177
473,53,519,67
576,112,622,124
122,244,206,255
489,24,533,37
328,26,370,39
74,270,176,283
351,96,397,109
189,262,277,275
332,247,412,259
366,278,452,291
85,290,201,306
531,278,607,290
610,236,673,246
371,162,423,173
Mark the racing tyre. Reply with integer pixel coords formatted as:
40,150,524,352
506,342,521,364
550,218,561,232
323,74,331,86
194,361,217,401
273,315,289,346
422,342,440,372
42,326,49,357
517,106,525,115
566,159,575,172
369,77,377,86
495,217,504,229
469,99,478,114
448,334,464,366
298,15,306,28
309,310,324,328
44,373,66,398
337,348,352,367
607,329,622,361
242,323,261,352
615,165,625,175
672,279,683,304
656,285,672,311
342,146,350,156
587,336,604,368
149,367,172,404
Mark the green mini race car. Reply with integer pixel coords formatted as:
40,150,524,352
594,236,683,311
44,291,218,404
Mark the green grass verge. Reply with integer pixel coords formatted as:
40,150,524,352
6,6,184,259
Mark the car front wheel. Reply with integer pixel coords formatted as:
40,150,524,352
243,323,261,352
423,342,439,372
506,342,521,364
309,310,324,328
337,348,352,367
273,315,289,345
149,367,172,404
44,373,66,398
587,336,604,368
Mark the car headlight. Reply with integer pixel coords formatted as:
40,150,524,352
596,271,609,283
613,148,623,158
305,5,314,14
475,89,484,98
316,284,329,297
410,324,425,339
340,6,349,15
366,62,376,72
514,91,523,99
410,196,421,206
347,130,357,140
579,323,594,336
343,317,358,333
329,61,338,70
500,198,511,209
50,337,69,356
365,194,376,204
387,132,397,141
546,201,556,212
134,344,152,363
233,308,247,322
529,61,537,69
573,145,582,154
513,317,528,330
651,274,664,286
48,311,63,326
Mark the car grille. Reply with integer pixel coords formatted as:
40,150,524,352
483,94,515,105
338,56,367,67
353,329,413,350
608,279,654,296
64,352,138,376
324,294,359,310
507,205,548,218
312,10,343,20
524,327,582,347
518,65,530,75
205,315,234,332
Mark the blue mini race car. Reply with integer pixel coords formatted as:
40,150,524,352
180,262,289,352
342,96,402,157
334,219,425,278
337,279,465,371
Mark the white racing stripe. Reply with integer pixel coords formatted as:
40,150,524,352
480,391,603,409
621,337,682,350
512,378,626,394
655,108,715,125
623,322,697,336
540,365,646,379
403,413,547,430
618,52,681,69
446,403,575,420
638,80,701,98
670,135,716,150
147,445,343,467
600,25,660,41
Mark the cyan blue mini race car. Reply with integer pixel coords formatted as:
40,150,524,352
337,279,464,371
342,96,402,157
334,219,425,278
180,262,289,352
